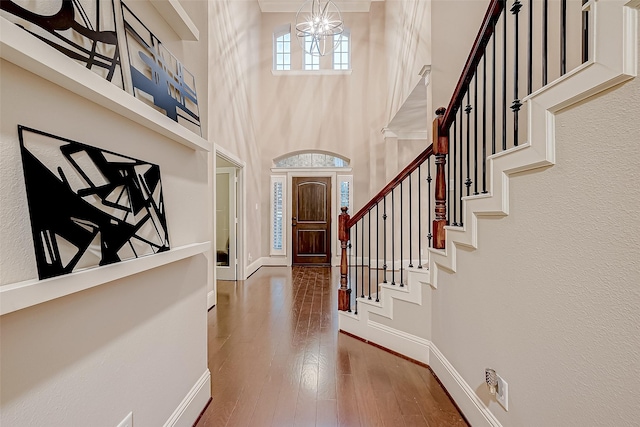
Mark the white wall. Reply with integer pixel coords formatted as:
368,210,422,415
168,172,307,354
0,1,211,424
208,0,263,275
258,6,389,257
431,41,640,425
384,0,432,124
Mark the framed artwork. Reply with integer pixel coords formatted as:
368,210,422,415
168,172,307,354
1,0,202,135
121,3,201,135
0,0,124,88
18,125,170,280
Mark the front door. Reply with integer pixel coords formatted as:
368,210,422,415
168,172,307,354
292,177,331,265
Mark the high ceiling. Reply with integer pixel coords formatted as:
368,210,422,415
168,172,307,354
257,0,382,13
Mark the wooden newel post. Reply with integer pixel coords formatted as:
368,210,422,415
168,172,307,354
338,206,351,311
433,107,448,249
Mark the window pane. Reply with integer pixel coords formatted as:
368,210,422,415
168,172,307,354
274,29,291,71
272,182,283,250
340,181,350,208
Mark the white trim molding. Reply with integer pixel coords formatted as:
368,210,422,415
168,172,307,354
150,0,200,41
429,344,503,427
163,369,211,427
0,242,210,316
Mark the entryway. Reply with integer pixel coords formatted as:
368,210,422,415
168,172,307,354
292,176,332,265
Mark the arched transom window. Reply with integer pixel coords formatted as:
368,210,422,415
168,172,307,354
273,152,350,168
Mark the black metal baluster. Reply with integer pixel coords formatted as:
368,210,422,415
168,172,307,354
482,54,488,194
543,0,548,85
368,210,372,300
400,181,404,287
474,72,479,195
502,11,507,151
391,188,395,285
561,0,567,75
361,218,365,298
512,0,522,147
427,159,433,247
465,89,472,196
582,0,589,63
492,33,497,155
528,0,533,95
349,240,355,314
409,173,413,268
376,203,380,300
383,195,387,283
418,165,423,268
459,106,464,227
452,119,458,226
353,223,358,303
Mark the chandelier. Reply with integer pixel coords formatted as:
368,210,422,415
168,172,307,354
295,0,344,57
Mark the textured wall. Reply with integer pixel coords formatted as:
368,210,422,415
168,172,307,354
0,1,210,424
431,39,640,425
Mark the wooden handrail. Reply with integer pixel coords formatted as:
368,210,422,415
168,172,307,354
440,0,505,131
346,144,434,229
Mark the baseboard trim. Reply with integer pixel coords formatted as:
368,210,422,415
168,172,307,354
429,345,502,427
245,257,289,277
206,290,215,310
367,320,431,365
163,369,211,427
339,329,429,369
245,258,262,277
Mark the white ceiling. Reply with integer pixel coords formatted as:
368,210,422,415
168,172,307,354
257,0,383,13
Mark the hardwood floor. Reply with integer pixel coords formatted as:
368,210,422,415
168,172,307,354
196,266,468,427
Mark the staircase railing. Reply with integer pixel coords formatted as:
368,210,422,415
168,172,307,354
338,0,590,311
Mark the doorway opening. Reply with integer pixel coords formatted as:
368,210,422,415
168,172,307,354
215,153,244,285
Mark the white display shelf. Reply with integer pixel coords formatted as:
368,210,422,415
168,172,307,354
151,0,200,41
0,241,210,316
0,16,210,152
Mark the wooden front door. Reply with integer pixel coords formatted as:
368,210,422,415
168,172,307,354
292,177,331,265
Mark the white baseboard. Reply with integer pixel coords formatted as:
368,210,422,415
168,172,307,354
339,313,430,365
163,369,211,427
245,257,289,277
429,345,502,427
245,258,263,277
207,290,216,310
368,320,431,364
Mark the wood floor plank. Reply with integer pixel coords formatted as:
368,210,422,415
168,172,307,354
196,266,467,427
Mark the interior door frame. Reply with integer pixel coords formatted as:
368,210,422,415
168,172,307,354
212,145,245,308
286,171,337,266
216,167,237,280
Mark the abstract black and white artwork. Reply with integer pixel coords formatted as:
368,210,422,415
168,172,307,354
0,0,124,88
121,3,201,135
18,126,170,280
